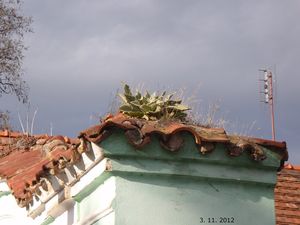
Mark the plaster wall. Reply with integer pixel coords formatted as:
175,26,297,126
0,129,282,225
113,174,275,225
95,130,281,225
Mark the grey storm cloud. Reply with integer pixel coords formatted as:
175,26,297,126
1,0,299,163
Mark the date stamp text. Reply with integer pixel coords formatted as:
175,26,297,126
199,217,235,224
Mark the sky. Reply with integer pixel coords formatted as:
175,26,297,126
1,0,299,163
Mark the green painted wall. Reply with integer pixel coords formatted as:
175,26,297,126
113,174,275,225
77,129,281,225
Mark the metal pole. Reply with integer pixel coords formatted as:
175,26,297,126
268,71,276,141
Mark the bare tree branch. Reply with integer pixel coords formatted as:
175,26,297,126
0,0,32,103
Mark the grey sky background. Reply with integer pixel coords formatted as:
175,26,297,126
1,0,299,163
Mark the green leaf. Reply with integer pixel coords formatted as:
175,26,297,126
118,94,128,104
118,83,190,121
156,100,163,105
165,93,174,101
129,100,141,107
140,104,153,113
125,111,144,117
119,104,133,112
167,105,190,111
145,91,151,98
166,100,182,105
154,105,162,113
124,93,136,102
135,91,142,100
124,84,132,95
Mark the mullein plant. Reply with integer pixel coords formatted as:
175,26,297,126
118,84,190,121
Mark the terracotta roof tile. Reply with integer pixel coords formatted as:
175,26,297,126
0,130,9,137
79,113,287,160
0,113,289,208
275,164,300,225
0,130,81,207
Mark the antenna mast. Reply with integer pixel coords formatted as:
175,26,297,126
259,69,276,141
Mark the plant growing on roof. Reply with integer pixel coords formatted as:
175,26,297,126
118,84,190,121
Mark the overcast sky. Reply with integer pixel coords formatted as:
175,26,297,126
1,0,299,163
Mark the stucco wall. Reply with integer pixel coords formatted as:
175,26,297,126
0,129,282,225
77,129,281,225
114,174,275,225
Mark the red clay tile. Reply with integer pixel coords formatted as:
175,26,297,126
276,216,300,225
9,131,24,138
0,131,80,207
0,130,9,137
80,113,287,160
0,137,15,145
275,166,300,225
0,114,290,209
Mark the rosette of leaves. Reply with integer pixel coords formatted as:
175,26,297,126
118,84,190,121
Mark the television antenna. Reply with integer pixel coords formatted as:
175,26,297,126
259,69,276,141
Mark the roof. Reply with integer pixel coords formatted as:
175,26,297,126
275,164,300,225
0,113,288,208
0,130,81,207
79,113,288,161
